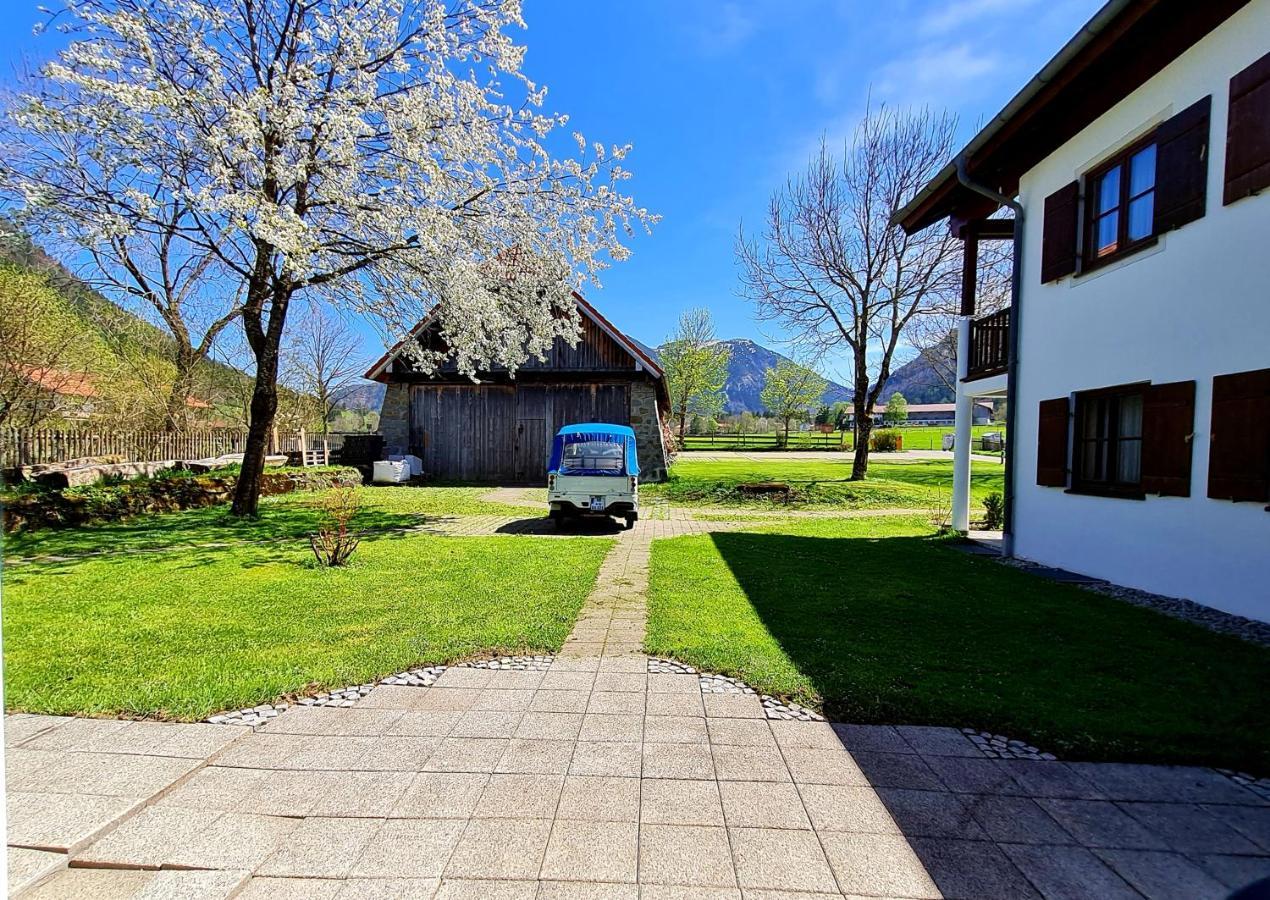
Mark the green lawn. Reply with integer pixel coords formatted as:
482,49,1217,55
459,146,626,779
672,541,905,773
646,516,1270,771
644,457,1003,510
4,529,611,719
680,424,1006,453
2,485,527,559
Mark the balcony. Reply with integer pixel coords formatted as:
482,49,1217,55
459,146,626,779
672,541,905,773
966,308,1009,380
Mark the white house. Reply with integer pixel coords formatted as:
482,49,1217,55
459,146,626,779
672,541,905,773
897,0,1270,623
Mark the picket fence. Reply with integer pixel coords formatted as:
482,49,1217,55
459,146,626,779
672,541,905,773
0,427,349,468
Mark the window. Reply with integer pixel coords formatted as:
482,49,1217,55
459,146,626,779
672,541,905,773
561,440,624,474
1072,385,1146,494
1084,137,1158,267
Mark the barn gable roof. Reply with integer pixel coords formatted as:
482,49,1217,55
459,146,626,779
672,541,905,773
364,290,663,383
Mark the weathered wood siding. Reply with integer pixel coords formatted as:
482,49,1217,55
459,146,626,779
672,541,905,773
408,382,631,482
394,315,638,378
518,316,636,371
409,385,516,482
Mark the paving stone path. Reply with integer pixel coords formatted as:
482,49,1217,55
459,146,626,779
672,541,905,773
8,527,1270,898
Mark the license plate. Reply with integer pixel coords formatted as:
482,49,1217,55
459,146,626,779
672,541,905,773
589,496,605,512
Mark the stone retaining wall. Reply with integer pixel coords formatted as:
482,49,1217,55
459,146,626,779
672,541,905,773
630,378,668,482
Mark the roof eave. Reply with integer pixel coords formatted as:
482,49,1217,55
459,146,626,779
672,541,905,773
893,0,1142,234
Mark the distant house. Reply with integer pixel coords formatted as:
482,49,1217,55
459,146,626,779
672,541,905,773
11,366,99,421
838,401,993,427
873,401,993,427
366,293,670,483
896,0,1269,622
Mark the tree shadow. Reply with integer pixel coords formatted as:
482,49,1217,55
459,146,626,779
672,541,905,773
706,529,1270,771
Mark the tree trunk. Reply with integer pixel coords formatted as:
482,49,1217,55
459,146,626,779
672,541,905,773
783,417,791,447
850,357,872,480
232,374,279,516
852,416,872,479
164,350,197,432
231,255,290,517
678,409,687,442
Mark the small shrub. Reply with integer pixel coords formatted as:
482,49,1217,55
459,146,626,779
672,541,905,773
870,429,902,452
928,486,953,534
310,486,362,567
983,492,1005,530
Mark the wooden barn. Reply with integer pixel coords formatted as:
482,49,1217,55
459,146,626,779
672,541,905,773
366,293,670,483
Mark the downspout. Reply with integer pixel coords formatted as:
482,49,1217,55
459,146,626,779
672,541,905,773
955,156,1023,557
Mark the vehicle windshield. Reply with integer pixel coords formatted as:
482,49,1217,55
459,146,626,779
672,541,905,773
560,440,625,474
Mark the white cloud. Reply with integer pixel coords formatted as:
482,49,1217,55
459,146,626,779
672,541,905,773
917,0,1040,37
874,42,1002,108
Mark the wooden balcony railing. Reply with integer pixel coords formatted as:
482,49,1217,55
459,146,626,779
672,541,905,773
967,308,1010,380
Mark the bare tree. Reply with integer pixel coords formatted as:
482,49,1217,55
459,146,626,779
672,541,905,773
283,304,365,437
737,107,961,479
0,263,93,427
0,125,244,431
907,236,1012,395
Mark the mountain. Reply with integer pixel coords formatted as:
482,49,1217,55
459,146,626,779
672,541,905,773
641,336,954,414
878,354,954,405
0,230,323,427
649,338,852,414
334,380,386,411
714,339,851,414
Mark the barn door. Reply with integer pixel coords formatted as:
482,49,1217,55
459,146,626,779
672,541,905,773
514,418,547,483
514,385,551,483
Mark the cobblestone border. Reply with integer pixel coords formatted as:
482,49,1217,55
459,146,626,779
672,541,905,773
205,655,554,726
657,663,824,721
648,658,696,675
1218,769,1270,801
1000,558,1270,648
962,727,1057,761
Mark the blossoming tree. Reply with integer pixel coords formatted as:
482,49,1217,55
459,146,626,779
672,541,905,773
2,0,654,514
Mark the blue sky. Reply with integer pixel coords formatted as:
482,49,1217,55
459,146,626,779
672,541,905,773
0,0,1100,382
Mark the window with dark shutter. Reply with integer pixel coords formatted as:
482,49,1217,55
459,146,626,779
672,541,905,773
1036,397,1070,487
1071,385,1147,497
1141,380,1196,497
1154,97,1211,233
1040,182,1080,283
1224,50,1270,205
1208,368,1270,502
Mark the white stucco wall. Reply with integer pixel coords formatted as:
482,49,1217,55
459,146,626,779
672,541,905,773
1011,3,1270,622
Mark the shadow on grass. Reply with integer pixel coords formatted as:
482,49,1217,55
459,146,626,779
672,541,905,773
3,503,427,561
708,530,1270,771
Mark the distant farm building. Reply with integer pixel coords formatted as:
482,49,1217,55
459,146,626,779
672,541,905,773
367,293,670,483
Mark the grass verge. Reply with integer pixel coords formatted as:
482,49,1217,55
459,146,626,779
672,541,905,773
4,530,611,719
644,458,1003,510
646,515,1270,771
3,485,529,558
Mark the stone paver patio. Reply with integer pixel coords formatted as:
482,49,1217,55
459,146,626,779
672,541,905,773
7,523,1270,898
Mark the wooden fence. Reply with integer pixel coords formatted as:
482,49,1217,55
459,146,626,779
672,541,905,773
681,431,853,451
1,427,352,468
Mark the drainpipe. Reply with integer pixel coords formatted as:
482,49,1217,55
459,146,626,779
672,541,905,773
955,156,1023,557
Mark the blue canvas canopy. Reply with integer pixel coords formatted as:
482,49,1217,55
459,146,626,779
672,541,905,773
548,423,640,477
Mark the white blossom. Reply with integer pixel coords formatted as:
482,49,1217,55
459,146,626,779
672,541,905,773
1,0,657,377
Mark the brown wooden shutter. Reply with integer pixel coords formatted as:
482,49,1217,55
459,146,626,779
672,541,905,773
1040,182,1080,283
1154,97,1210,233
1224,51,1270,205
1141,380,1196,496
1036,397,1070,487
1207,368,1270,502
